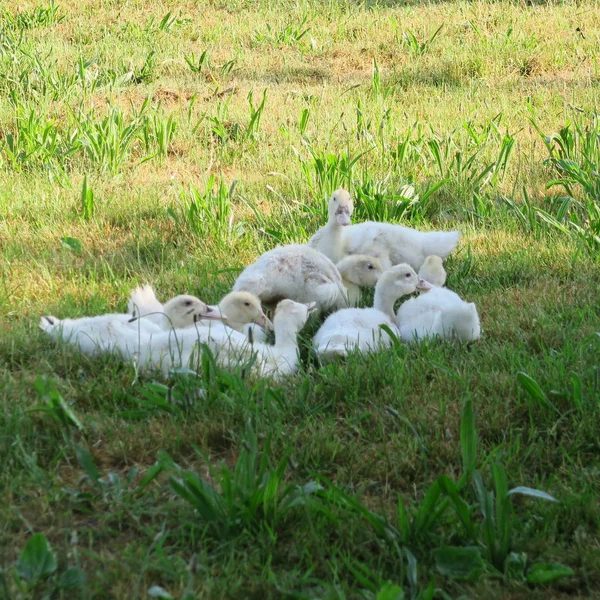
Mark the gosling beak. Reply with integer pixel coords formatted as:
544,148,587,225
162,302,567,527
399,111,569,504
416,279,433,291
255,313,274,331
306,301,318,314
335,206,351,226
197,306,227,321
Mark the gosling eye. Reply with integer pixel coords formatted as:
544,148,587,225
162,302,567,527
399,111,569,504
184,300,193,306
404,273,412,278
244,301,251,307
367,264,373,270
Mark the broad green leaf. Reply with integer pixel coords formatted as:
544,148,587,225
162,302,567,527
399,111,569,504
414,480,443,534
504,552,527,581
59,566,86,589
433,546,483,581
526,562,574,584
472,471,497,565
404,548,417,598
376,581,404,600
74,445,101,483
517,372,559,413
16,533,57,584
397,495,410,543
437,475,476,540
492,463,510,560
60,237,82,253
507,487,557,502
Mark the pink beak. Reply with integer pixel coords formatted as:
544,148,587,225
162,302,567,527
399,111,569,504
416,279,433,291
256,313,274,331
197,306,226,321
335,207,351,226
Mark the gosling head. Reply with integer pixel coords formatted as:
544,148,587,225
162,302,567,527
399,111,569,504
377,263,432,298
328,189,353,226
217,291,274,332
163,295,221,328
337,254,383,287
273,299,318,334
418,255,446,288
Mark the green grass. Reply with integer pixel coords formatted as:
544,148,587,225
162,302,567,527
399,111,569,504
1,0,600,598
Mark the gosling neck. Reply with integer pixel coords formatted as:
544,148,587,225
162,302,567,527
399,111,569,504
329,206,349,229
373,285,404,319
340,277,360,305
273,320,300,350
222,317,245,332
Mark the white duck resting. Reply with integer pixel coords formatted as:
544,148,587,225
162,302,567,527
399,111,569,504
336,254,383,307
137,299,317,379
313,264,431,360
232,243,347,313
39,292,220,356
40,290,272,359
308,187,461,271
396,255,481,342
129,285,273,342
308,189,353,264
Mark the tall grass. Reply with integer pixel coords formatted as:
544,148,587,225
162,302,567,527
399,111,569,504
1,1,599,597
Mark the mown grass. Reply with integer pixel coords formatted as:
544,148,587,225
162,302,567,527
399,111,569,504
1,1,599,598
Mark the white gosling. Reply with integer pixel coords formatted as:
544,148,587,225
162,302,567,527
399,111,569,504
137,299,317,379
396,256,481,342
418,255,447,288
307,188,460,271
39,292,222,357
129,286,272,341
308,189,354,264
128,285,218,329
343,220,461,271
313,264,430,360
232,243,347,312
336,254,383,307
205,291,274,343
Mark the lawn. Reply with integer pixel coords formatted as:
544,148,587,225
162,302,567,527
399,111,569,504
1,0,599,598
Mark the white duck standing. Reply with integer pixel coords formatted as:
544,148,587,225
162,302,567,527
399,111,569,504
396,255,481,342
139,299,316,379
232,243,347,312
308,188,461,271
308,189,353,264
313,264,431,360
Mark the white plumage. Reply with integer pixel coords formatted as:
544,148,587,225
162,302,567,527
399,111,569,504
313,263,430,360
136,299,316,379
335,254,383,307
396,256,480,342
306,188,461,271
308,189,353,264
232,244,346,312
39,289,219,357
343,222,461,271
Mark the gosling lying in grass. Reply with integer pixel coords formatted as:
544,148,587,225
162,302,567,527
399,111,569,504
40,292,220,357
135,299,316,379
129,286,273,342
396,255,481,342
233,243,347,313
313,264,430,361
336,254,383,307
